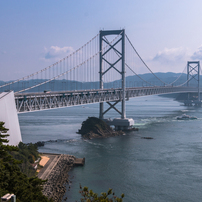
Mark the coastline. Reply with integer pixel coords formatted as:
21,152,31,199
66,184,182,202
37,153,77,202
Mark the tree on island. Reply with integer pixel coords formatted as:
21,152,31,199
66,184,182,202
78,117,124,139
0,121,52,202
78,185,124,202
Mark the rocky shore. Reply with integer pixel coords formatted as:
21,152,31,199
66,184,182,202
38,153,76,202
77,117,124,139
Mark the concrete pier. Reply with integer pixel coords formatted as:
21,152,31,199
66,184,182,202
73,158,85,166
104,118,135,130
38,153,76,202
184,100,202,107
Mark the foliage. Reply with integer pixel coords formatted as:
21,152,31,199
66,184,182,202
78,185,124,202
11,142,39,177
0,121,52,202
79,117,112,136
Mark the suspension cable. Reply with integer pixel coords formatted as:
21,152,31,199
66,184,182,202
16,31,123,93
0,33,99,89
175,76,193,87
125,34,169,85
125,63,154,86
125,34,193,87
166,65,187,86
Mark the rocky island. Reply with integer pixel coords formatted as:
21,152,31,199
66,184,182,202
77,117,124,139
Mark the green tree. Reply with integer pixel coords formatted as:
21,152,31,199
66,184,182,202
78,185,124,202
11,141,40,177
0,121,52,202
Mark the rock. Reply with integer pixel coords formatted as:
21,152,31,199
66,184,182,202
78,117,124,139
35,141,45,147
141,137,153,139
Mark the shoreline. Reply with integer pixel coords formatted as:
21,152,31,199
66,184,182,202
37,153,83,202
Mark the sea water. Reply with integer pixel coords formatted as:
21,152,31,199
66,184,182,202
18,95,202,202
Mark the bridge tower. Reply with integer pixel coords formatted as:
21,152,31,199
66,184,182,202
99,29,134,130
187,61,201,103
187,61,201,105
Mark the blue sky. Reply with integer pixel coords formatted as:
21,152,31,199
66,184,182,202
1,0,202,81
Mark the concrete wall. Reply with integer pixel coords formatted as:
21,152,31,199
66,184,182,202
0,91,22,146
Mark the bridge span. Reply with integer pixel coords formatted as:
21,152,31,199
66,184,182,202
15,86,198,113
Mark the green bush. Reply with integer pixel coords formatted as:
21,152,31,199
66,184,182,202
78,185,124,202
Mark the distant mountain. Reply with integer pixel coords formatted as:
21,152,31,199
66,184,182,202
0,72,200,93
125,72,187,87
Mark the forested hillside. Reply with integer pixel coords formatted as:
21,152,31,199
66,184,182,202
0,121,52,202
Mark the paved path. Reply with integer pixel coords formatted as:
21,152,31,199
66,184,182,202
38,153,60,179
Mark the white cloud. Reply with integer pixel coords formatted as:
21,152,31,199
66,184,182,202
141,47,193,73
152,47,188,64
191,45,202,60
44,46,74,60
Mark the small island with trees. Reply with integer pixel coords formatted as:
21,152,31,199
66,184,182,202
77,117,125,139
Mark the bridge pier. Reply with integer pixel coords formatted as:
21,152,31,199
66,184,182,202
194,100,202,107
184,100,202,107
104,118,134,131
184,100,193,106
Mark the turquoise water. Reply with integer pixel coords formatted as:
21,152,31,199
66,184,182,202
19,95,202,201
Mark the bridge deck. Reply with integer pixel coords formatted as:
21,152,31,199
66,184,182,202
14,86,199,113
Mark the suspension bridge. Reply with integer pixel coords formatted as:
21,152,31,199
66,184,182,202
0,29,201,145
